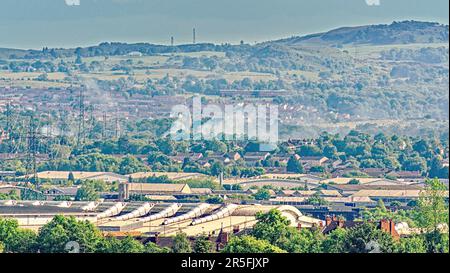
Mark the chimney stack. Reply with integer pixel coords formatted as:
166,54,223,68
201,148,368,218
233,225,240,234
390,220,400,240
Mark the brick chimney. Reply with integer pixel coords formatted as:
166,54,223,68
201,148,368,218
297,223,302,230
216,229,230,251
220,231,229,244
380,219,390,233
325,216,332,226
389,220,400,241
233,225,240,234
338,218,345,228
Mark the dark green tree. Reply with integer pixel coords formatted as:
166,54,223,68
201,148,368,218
193,235,213,253
221,235,285,253
172,232,192,253
287,156,304,174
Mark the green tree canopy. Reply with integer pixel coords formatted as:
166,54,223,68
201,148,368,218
193,235,213,253
221,235,285,253
287,156,304,174
343,222,398,253
322,227,348,253
172,232,192,253
0,218,37,253
37,215,104,253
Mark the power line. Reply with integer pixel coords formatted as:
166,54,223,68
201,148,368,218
77,88,86,147
5,102,12,153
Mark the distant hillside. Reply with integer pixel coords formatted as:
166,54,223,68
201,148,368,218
270,21,449,46
1,21,448,60
0,43,241,60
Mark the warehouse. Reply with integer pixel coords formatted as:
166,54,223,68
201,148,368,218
0,200,323,237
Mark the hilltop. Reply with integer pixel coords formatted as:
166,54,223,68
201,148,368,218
269,21,449,46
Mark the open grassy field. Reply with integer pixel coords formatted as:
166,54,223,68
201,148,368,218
344,42,449,58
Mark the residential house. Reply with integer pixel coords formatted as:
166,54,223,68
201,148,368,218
224,152,242,162
263,167,287,174
43,186,80,200
360,168,391,178
350,189,447,204
22,171,128,183
318,190,342,197
119,183,192,200
325,184,423,196
190,188,213,195
203,153,231,165
387,171,423,181
169,153,204,164
244,152,271,162
268,196,374,206
0,130,8,143
300,156,329,168
322,216,400,240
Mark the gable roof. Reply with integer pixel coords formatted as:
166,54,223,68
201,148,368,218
128,172,206,181
190,188,213,195
127,183,191,194
319,190,342,197
322,221,364,234
322,178,390,185
351,190,423,198
44,186,79,196
22,171,128,182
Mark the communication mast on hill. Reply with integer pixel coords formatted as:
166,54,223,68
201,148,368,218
193,28,196,44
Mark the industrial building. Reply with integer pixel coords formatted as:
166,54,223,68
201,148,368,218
0,200,323,238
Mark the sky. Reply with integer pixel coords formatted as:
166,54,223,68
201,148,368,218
1,0,448,49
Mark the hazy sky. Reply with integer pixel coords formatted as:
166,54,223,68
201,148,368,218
1,0,448,49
